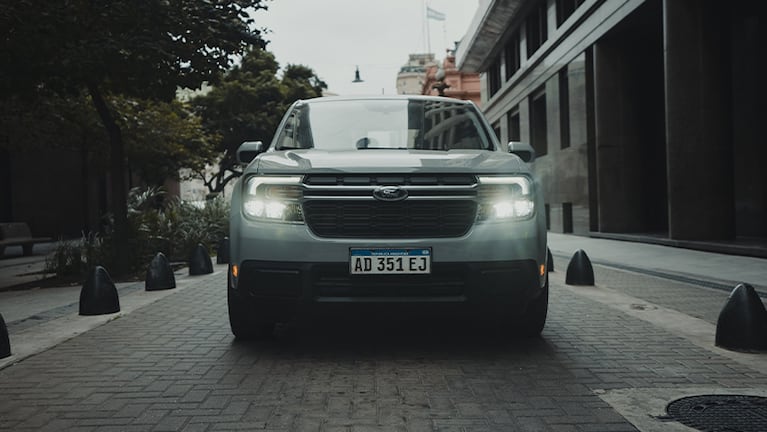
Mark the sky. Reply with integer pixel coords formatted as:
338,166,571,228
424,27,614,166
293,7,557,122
252,0,479,96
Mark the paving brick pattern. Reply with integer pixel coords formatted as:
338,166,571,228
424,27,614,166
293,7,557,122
549,255,737,326
1,265,766,431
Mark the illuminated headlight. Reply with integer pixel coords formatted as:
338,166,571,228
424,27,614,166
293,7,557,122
242,176,304,222
477,176,535,221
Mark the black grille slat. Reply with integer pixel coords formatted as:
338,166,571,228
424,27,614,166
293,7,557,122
304,201,477,238
304,174,477,186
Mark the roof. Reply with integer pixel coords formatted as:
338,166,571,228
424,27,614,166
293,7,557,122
456,0,525,73
298,95,476,105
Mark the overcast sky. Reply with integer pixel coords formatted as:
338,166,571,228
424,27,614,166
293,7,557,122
252,0,479,96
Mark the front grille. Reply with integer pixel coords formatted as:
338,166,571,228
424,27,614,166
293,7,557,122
302,174,479,239
303,200,477,238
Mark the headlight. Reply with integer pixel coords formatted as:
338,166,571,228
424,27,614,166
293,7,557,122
477,176,535,221
242,176,304,222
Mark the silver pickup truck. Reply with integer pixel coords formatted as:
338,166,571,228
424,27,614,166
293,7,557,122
228,95,548,339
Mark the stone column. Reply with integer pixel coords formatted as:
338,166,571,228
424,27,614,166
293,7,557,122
664,0,734,240
593,41,644,233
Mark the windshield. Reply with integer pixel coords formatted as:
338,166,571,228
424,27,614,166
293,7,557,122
274,99,495,151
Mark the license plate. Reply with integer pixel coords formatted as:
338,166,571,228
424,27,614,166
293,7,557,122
350,248,431,274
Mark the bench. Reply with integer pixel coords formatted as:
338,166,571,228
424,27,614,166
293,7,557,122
0,222,52,257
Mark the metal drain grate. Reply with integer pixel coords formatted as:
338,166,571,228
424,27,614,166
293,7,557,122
665,395,767,432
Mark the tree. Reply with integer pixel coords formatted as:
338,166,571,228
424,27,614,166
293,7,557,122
115,97,218,186
1,0,266,275
191,49,328,194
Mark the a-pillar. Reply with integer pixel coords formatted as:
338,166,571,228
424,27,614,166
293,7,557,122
664,0,734,240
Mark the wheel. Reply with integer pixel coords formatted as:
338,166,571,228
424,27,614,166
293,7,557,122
518,274,549,337
227,285,274,340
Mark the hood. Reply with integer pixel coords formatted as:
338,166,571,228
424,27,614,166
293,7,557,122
251,149,528,175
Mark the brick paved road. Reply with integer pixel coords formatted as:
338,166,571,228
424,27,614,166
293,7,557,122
1,260,765,432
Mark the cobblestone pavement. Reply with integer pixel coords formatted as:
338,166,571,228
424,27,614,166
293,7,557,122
1,258,766,432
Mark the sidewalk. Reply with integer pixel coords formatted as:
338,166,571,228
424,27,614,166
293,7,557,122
0,243,55,292
548,232,767,294
0,260,227,370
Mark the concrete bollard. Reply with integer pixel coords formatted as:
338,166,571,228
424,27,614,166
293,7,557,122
565,249,594,286
79,266,120,315
0,313,10,359
715,283,767,352
189,243,213,275
145,252,176,291
547,247,554,272
216,237,230,264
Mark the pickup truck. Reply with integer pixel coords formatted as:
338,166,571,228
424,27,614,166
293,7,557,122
228,95,548,339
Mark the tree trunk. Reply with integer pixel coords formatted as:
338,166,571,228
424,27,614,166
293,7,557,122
87,82,130,276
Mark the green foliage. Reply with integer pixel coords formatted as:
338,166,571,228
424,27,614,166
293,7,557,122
1,0,267,276
44,187,230,280
191,49,328,193
125,186,230,265
0,0,267,100
115,97,218,185
0,92,217,187
44,233,111,279
0,90,106,155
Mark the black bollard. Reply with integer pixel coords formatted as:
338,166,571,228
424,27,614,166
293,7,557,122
145,252,176,291
715,283,767,352
0,313,10,359
547,247,554,272
565,249,594,286
216,237,230,264
79,266,120,315
189,243,213,275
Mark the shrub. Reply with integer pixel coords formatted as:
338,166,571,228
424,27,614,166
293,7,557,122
44,232,111,279
44,186,230,280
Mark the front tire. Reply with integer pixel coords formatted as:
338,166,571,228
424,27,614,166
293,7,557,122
227,285,275,340
518,274,549,337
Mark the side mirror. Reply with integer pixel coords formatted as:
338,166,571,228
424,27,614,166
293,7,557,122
507,141,536,163
236,141,265,165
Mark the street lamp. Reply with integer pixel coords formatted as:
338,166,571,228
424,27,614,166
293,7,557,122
352,65,364,83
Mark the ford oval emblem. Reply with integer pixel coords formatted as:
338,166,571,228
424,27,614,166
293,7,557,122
373,186,408,202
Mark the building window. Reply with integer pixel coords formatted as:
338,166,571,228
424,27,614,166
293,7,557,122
507,108,520,142
545,204,551,230
526,1,548,57
562,202,573,233
492,122,501,141
556,0,584,27
559,67,570,149
504,33,520,81
529,88,547,157
488,57,502,97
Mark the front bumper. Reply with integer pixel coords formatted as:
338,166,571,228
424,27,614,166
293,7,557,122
230,259,542,323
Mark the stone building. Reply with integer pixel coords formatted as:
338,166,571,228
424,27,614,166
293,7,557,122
396,54,437,95
421,48,481,106
457,0,766,252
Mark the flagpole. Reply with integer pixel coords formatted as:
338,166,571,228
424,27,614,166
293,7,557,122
426,1,431,54
421,0,427,53
442,21,447,56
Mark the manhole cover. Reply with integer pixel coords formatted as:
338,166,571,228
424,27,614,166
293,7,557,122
665,395,767,432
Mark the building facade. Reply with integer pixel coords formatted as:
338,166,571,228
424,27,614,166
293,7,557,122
396,53,437,95
421,48,482,106
457,0,766,248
